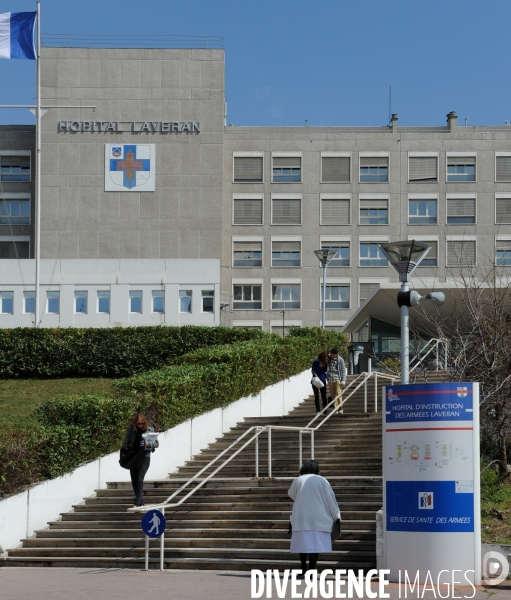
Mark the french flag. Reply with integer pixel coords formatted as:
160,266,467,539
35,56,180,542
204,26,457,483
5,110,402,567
0,12,36,60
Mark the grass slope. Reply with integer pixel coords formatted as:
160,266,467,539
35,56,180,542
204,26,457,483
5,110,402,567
1,378,115,429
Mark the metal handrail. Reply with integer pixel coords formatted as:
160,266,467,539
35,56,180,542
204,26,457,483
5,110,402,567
409,338,448,373
130,370,395,515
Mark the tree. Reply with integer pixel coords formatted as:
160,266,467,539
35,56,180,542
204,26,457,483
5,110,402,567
407,255,511,481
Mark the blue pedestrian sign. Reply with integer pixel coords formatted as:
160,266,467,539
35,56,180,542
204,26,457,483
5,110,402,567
141,510,166,538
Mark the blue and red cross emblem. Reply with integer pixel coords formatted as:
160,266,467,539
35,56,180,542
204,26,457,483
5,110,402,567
109,145,151,190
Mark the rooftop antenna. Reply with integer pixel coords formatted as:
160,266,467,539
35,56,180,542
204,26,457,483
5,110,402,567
388,85,392,125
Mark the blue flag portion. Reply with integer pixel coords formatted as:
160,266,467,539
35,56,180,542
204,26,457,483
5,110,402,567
0,12,36,60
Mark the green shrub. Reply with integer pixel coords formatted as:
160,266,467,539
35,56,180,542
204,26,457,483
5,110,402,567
0,328,349,495
0,326,266,379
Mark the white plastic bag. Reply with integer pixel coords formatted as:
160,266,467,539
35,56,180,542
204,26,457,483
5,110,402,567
312,375,324,388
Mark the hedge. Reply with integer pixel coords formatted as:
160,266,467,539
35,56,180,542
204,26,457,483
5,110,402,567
0,326,266,378
0,328,348,495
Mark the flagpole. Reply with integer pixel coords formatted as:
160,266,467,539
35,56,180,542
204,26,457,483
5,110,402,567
35,1,41,327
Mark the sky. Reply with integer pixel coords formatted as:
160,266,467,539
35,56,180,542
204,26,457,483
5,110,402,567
1,0,511,128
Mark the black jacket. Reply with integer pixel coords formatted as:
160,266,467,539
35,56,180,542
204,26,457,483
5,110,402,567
121,426,159,453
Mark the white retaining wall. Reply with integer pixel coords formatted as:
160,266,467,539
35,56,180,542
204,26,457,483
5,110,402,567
0,369,311,553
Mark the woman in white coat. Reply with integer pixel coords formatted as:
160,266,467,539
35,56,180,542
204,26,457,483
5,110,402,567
288,460,341,577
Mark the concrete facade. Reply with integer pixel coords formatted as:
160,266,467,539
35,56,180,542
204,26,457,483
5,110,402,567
0,258,220,327
2,44,511,329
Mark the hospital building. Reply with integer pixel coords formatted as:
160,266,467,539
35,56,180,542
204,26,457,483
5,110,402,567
1,38,511,335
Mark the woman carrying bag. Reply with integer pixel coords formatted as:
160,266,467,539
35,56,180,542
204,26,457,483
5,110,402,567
120,413,159,508
311,351,328,415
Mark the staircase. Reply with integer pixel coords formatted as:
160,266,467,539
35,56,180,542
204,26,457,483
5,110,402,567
1,371,449,570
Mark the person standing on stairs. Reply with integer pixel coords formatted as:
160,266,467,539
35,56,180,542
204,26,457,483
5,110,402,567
288,460,341,578
326,348,346,416
311,351,329,414
121,413,159,508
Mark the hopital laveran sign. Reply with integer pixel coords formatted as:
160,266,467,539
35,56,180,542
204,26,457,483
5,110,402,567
58,120,201,133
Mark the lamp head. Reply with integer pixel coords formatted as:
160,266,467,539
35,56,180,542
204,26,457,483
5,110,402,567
379,240,431,282
314,248,336,266
425,292,445,307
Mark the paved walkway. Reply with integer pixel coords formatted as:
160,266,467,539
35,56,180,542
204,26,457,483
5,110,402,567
1,568,510,600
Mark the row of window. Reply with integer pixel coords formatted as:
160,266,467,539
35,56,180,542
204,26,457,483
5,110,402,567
233,282,374,311
0,195,507,230
0,289,215,315
232,195,511,226
2,152,511,185
233,153,511,184
233,240,437,268
233,239,511,276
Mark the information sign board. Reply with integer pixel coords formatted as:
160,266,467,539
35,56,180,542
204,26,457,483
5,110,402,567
383,382,480,585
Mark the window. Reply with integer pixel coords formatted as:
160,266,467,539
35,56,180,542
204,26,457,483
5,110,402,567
409,199,437,224
496,155,511,182
47,291,60,314
447,240,476,267
360,156,388,182
496,240,511,266
233,156,263,183
202,290,214,312
0,155,30,181
408,156,438,182
447,156,476,182
271,198,301,225
271,241,300,267
0,291,13,314
360,199,388,225
74,291,87,314
322,285,349,309
272,284,300,309
496,197,511,224
360,243,388,267
321,242,349,267
233,241,262,267
321,155,350,182
129,291,142,313
0,241,29,259
97,291,110,314
447,197,475,224
233,197,263,225
152,291,164,313
233,285,262,310
24,291,35,314
359,283,380,306
272,156,301,182
179,290,192,313
271,325,293,337
320,198,350,225
0,199,30,224
416,241,438,267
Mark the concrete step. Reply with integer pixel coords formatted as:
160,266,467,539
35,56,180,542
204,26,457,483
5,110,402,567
0,556,377,571
34,528,377,540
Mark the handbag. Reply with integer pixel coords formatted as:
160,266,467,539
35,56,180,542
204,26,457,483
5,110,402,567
331,518,341,542
119,446,145,470
312,373,324,388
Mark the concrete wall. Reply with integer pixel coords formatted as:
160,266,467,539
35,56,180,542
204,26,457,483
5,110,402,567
40,48,225,261
0,368,310,553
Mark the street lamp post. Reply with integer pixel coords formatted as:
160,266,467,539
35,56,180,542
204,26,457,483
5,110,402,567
314,249,336,330
378,240,431,385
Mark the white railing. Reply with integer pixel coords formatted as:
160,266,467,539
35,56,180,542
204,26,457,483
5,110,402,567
132,369,397,569
132,370,396,512
409,338,448,373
